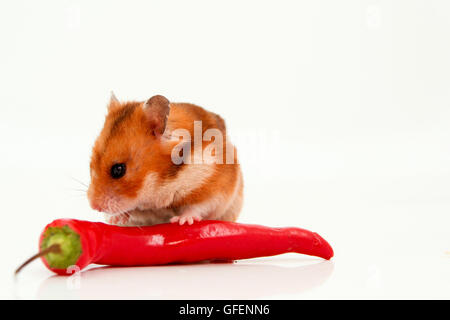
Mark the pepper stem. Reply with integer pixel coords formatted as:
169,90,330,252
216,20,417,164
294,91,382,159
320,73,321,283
14,244,61,276
15,224,83,275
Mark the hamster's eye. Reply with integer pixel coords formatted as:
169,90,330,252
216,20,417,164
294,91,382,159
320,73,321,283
110,163,126,179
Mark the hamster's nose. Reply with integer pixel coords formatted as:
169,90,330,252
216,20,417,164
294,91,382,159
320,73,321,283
87,187,103,212
91,202,102,212
88,197,103,212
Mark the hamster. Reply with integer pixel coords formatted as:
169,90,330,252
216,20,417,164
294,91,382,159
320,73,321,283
87,93,243,226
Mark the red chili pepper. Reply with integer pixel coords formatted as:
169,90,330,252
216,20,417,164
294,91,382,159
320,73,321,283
17,219,333,275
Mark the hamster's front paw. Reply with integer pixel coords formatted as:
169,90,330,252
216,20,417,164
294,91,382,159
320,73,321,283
170,211,203,225
105,212,130,226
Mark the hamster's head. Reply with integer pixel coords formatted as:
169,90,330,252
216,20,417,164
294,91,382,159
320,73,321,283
87,93,173,215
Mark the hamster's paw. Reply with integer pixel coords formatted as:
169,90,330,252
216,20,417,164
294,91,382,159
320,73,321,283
105,212,130,226
170,211,202,225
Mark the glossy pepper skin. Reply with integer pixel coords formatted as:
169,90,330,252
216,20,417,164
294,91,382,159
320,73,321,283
39,219,334,275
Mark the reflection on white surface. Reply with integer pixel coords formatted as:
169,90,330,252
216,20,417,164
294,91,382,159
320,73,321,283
35,258,334,299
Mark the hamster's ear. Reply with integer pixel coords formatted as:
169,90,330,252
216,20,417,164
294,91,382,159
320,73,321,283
143,95,170,137
107,91,120,111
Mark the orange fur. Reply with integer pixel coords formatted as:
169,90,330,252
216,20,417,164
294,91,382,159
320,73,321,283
88,95,243,226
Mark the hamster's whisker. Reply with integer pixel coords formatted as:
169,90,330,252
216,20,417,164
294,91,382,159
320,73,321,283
70,176,89,188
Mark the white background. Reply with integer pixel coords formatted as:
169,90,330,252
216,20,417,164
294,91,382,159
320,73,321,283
1,0,449,299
